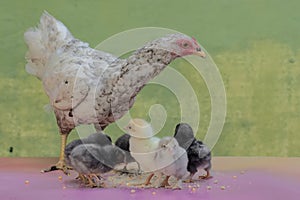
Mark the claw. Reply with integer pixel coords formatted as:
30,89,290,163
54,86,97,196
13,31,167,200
41,160,70,175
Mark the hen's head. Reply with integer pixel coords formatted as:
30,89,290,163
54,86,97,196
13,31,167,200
124,118,154,138
146,33,206,58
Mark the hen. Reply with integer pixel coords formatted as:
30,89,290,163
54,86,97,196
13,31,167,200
24,12,206,174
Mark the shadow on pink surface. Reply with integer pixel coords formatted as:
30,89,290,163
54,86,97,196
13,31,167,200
1,158,300,200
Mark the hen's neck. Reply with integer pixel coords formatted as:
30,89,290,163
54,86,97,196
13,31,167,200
127,47,176,73
106,47,178,89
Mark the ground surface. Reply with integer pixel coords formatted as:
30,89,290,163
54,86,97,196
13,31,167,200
1,157,299,200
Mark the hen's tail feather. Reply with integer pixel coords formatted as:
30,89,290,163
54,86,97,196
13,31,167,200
24,11,74,79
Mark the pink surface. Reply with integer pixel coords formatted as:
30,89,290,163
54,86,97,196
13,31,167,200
1,158,300,200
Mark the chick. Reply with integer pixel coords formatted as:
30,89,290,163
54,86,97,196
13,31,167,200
124,118,160,185
64,132,112,181
174,123,212,182
115,134,140,172
65,132,112,167
69,144,126,187
154,137,189,189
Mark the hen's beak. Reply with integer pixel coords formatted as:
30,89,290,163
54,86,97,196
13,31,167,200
194,49,206,58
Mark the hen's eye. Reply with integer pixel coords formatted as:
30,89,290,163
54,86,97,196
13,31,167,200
162,144,167,148
182,42,189,48
128,126,132,129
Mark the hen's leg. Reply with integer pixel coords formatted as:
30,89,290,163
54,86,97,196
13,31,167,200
41,133,70,175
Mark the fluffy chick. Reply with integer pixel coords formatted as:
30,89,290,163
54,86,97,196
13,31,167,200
154,137,189,189
174,123,212,182
65,132,112,167
69,144,126,187
115,134,140,172
125,118,160,185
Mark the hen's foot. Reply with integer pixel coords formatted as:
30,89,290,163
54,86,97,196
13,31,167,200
41,160,70,175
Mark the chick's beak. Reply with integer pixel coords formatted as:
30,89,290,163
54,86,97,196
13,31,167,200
194,48,206,58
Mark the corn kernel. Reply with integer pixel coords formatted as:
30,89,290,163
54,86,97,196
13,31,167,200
130,189,136,193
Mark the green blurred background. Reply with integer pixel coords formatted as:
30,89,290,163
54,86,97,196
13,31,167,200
0,0,299,157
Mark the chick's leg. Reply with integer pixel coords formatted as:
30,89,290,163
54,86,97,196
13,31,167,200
41,134,70,175
199,169,212,179
76,174,88,184
184,172,195,183
144,173,155,186
86,175,97,188
153,173,162,188
171,179,183,190
160,176,171,187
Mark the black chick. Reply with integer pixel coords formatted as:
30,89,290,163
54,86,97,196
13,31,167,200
65,132,112,167
115,134,140,172
69,144,126,187
174,123,212,182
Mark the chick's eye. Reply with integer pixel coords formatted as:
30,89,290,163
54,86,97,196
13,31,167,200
128,126,132,129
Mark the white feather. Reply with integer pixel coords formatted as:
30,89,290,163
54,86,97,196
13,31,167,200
24,11,73,79
127,119,161,173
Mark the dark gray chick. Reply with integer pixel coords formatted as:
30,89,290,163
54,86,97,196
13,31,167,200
174,123,212,182
69,144,126,187
65,132,112,167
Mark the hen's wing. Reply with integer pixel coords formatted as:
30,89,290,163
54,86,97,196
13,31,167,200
43,40,117,111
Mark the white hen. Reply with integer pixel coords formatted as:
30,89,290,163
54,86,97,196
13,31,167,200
24,12,206,174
